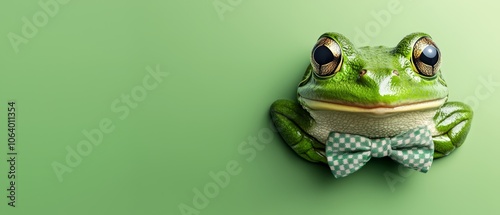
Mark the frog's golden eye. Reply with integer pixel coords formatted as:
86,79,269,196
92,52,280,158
412,37,441,77
311,37,342,77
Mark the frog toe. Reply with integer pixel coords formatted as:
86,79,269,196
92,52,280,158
432,102,473,158
270,100,326,163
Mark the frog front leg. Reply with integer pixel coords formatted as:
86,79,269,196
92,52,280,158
432,101,473,158
270,99,327,163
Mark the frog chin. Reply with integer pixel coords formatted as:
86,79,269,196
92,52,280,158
298,97,447,116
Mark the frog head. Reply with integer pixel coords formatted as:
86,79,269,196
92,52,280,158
297,32,448,115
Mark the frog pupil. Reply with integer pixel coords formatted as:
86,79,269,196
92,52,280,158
420,46,438,66
314,46,334,65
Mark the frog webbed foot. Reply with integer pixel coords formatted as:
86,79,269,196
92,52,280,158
270,99,327,163
432,102,473,158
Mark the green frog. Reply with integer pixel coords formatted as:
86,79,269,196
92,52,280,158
270,32,472,175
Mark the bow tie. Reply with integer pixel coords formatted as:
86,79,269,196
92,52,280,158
325,126,434,178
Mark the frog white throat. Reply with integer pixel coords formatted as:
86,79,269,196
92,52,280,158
299,97,447,143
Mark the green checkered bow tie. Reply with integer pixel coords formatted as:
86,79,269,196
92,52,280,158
326,126,434,178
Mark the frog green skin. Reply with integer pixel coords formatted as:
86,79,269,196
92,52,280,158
270,32,473,164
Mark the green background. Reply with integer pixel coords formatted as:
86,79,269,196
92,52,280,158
1,0,499,214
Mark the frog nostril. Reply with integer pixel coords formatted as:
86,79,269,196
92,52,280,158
392,70,399,76
359,69,367,77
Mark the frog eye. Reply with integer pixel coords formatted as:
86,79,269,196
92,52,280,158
311,37,342,77
412,37,441,77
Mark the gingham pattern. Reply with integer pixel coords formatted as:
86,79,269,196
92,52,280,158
326,126,434,178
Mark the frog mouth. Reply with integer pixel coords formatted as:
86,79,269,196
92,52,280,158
299,97,447,115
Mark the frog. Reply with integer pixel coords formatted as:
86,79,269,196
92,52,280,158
270,32,473,175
